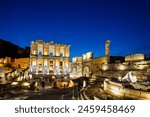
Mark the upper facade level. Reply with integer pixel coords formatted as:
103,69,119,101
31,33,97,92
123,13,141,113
30,40,70,58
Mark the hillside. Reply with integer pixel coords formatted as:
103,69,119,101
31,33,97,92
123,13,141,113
0,39,30,58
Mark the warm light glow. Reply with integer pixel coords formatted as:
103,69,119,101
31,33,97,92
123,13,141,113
11,82,19,86
52,76,55,79
86,52,92,59
68,80,74,87
110,86,121,96
55,60,59,66
22,82,30,87
119,64,125,70
44,59,48,64
72,57,77,62
83,54,86,60
17,77,21,81
138,65,145,70
29,74,32,79
118,76,122,81
102,64,108,71
83,67,90,77
32,61,36,66
33,51,36,54
125,54,145,62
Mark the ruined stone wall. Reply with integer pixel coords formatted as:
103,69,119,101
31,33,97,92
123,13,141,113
93,60,150,81
125,54,145,62
92,56,107,73
14,58,29,69
95,70,150,82
104,79,150,99
101,60,150,71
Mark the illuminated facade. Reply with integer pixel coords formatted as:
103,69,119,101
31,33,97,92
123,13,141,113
70,52,93,78
29,40,70,75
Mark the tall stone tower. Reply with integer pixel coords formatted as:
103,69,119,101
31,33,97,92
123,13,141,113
105,40,111,63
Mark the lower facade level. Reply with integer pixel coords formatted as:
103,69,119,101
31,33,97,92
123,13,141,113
30,56,70,75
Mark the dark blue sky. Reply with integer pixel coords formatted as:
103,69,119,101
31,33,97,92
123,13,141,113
0,0,150,58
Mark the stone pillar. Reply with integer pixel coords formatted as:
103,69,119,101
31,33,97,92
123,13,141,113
30,58,32,72
53,45,56,56
64,47,66,57
68,46,70,57
105,40,111,63
36,58,38,74
42,58,44,75
53,59,55,74
55,46,60,57
42,43,44,75
30,41,33,55
66,47,68,57
48,44,50,56
47,59,49,74
83,80,87,88
36,43,38,55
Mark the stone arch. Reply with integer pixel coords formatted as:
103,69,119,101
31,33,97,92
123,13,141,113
83,66,90,77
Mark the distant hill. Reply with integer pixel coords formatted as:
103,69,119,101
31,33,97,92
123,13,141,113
0,39,30,58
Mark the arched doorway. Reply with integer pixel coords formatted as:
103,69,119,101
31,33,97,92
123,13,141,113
83,67,90,77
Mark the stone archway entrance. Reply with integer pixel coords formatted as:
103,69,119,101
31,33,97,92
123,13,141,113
83,67,90,77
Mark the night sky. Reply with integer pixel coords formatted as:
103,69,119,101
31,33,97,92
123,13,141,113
0,0,150,58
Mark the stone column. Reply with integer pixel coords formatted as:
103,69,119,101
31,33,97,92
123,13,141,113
56,46,60,57
36,44,38,55
105,40,111,64
30,42,33,55
48,44,50,56
42,58,44,75
42,43,44,56
65,47,68,57
47,59,49,74
30,58,32,72
53,59,56,73
68,46,70,57
63,48,65,58
36,58,38,74
53,45,56,56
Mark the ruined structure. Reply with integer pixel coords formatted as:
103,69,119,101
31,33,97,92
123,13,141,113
70,52,93,78
0,57,29,69
14,58,29,69
70,40,150,82
125,54,145,62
